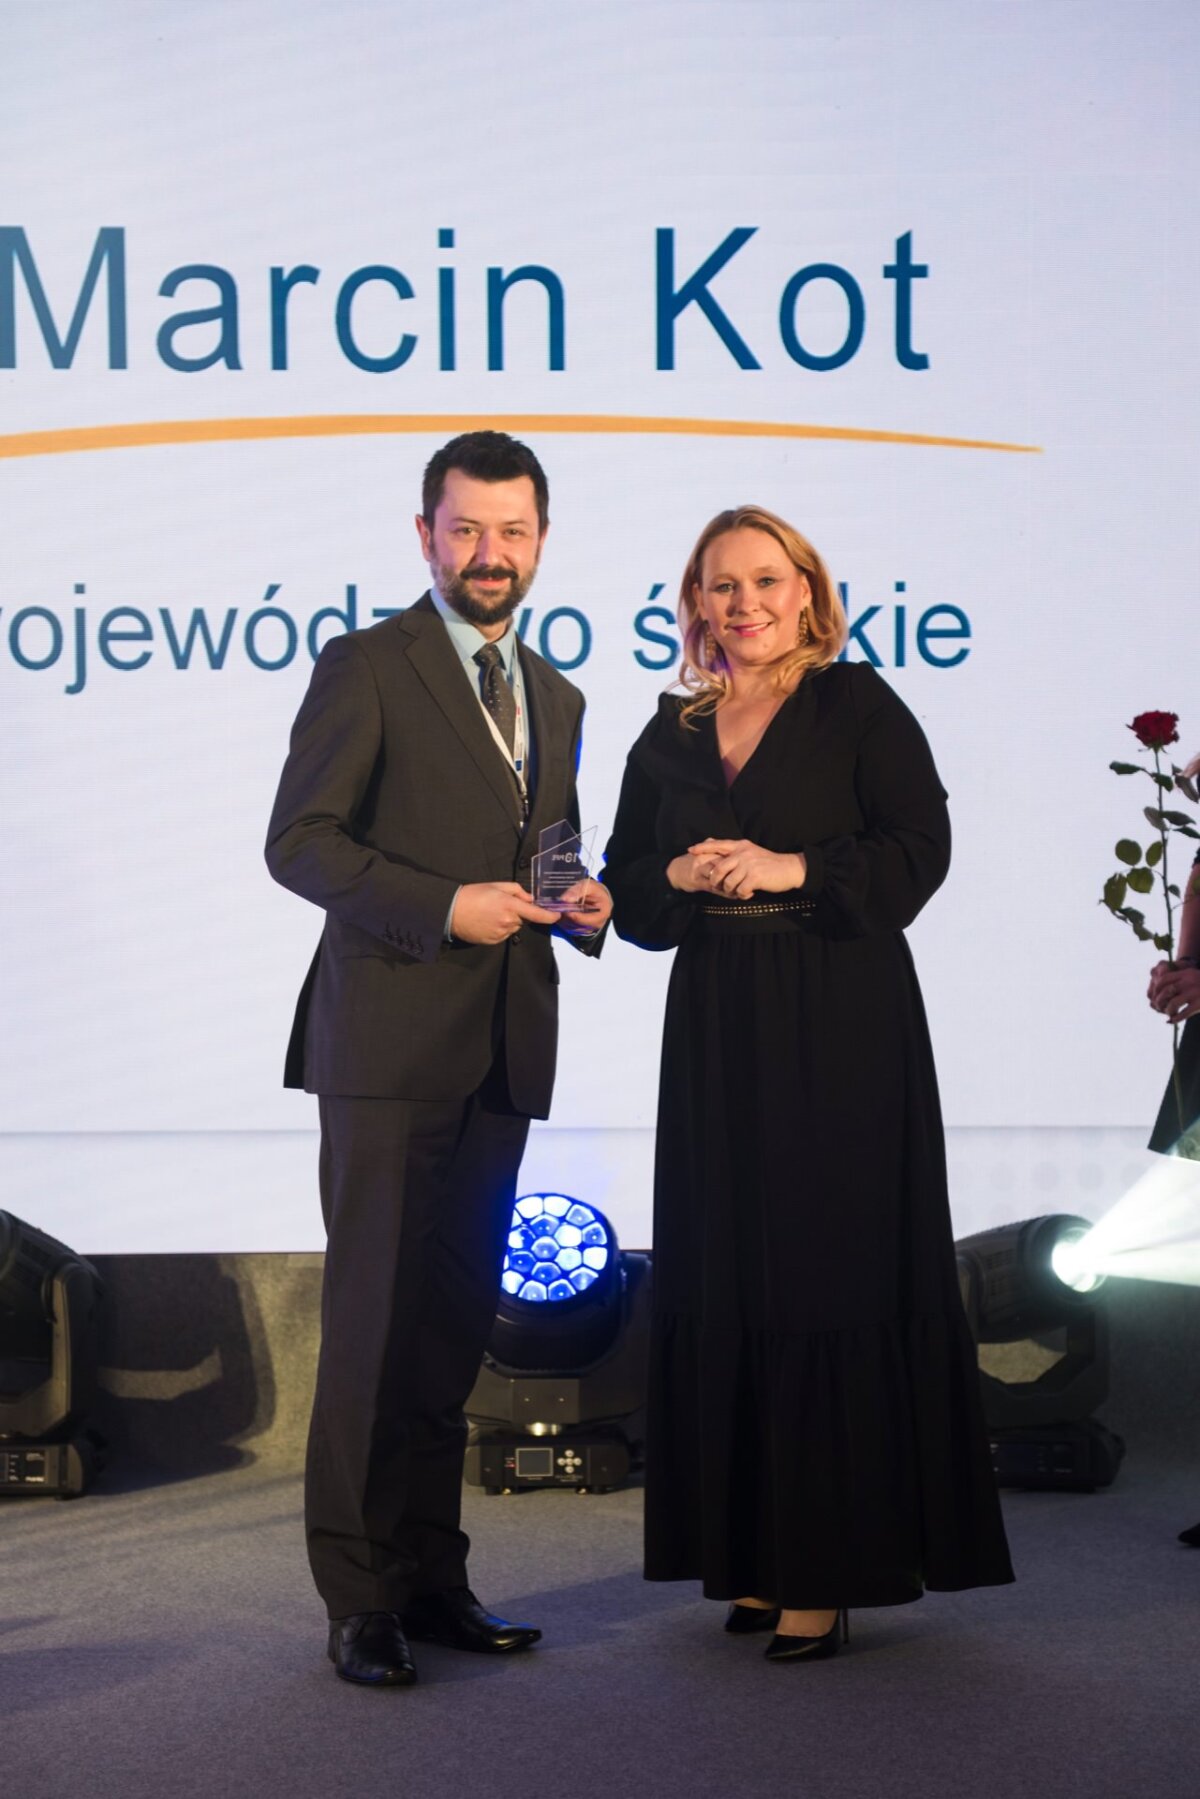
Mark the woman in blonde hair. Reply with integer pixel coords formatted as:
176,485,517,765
602,506,1012,1663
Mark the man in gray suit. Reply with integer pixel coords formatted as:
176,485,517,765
266,432,610,1686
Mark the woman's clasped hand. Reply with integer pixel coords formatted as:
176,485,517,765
667,839,807,899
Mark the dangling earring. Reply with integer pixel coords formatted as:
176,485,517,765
703,624,718,663
796,608,811,647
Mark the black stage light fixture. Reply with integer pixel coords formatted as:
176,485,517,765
465,1193,650,1494
0,1211,104,1497
956,1213,1124,1491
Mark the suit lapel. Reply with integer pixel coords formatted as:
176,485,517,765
400,595,523,825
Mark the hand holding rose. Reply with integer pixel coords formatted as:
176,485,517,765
1149,958,1200,1022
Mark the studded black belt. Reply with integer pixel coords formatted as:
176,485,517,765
700,898,816,918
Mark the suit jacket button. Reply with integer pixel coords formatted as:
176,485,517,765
511,931,522,945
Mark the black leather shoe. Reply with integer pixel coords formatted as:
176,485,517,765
402,1587,541,1654
327,1612,418,1686
764,1610,849,1664
724,1603,782,1635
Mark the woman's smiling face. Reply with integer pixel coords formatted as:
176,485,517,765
694,527,812,674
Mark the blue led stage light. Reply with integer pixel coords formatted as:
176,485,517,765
467,1190,650,1495
501,1194,612,1305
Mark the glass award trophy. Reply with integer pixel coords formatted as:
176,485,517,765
532,820,601,911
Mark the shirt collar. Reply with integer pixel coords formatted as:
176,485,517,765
430,584,519,677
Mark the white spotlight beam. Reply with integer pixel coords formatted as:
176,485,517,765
1076,1154,1200,1288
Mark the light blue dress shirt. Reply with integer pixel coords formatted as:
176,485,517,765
429,585,529,738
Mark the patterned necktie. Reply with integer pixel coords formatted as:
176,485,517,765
474,642,517,755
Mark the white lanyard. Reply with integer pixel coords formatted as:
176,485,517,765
479,672,529,816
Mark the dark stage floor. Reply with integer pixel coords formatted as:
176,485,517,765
3,1455,1199,1799
3,1256,1199,1798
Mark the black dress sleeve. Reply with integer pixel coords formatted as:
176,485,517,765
601,706,697,952
802,664,951,935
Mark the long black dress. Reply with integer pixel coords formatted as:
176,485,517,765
603,661,1014,1607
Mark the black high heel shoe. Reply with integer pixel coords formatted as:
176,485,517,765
763,1609,849,1664
724,1602,782,1635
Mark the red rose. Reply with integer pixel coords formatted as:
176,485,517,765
1129,710,1180,750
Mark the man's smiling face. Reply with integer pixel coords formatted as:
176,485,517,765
416,468,546,631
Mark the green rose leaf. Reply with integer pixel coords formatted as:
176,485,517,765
1162,810,1195,827
1144,807,1166,828
1152,772,1176,790
1103,874,1128,910
1115,839,1142,865
1175,773,1199,804
1169,884,1181,897
1146,840,1164,866
1127,867,1155,893
1109,761,1142,775
1154,933,1173,951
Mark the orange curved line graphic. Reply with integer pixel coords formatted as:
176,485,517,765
0,413,1042,460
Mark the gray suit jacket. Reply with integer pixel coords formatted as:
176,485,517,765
265,594,600,1116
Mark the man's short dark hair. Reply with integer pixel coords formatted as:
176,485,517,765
422,431,549,534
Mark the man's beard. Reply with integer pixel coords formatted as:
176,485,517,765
435,559,537,626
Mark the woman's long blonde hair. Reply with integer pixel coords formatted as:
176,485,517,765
677,505,847,722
